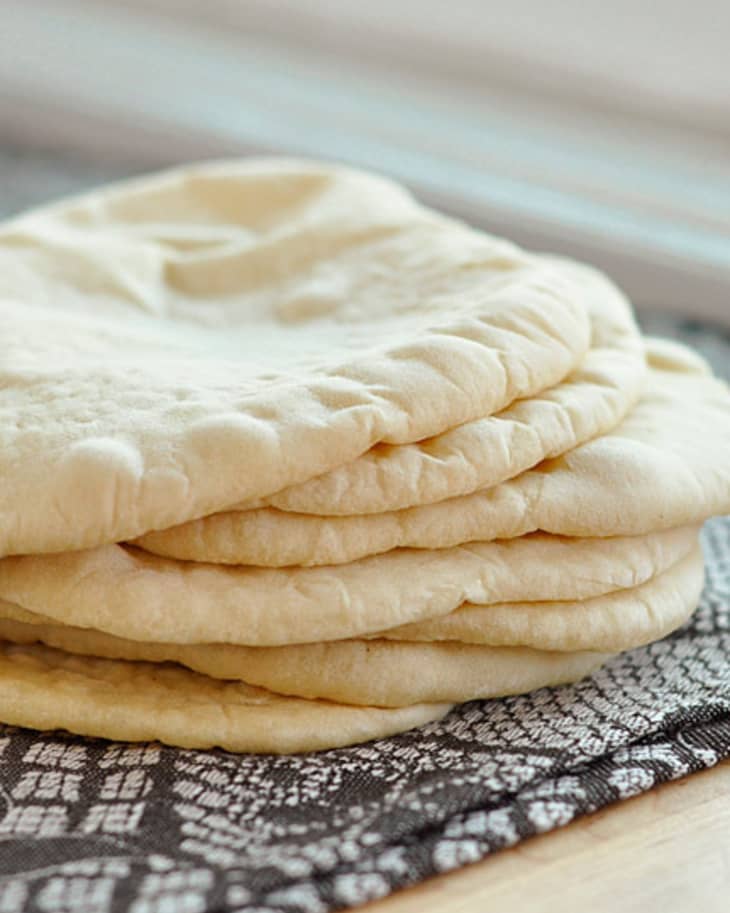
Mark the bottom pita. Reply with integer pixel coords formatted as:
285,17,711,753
0,643,451,754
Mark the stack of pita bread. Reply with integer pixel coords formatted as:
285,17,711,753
1,160,728,754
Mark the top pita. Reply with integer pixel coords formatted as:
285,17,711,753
0,159,590,555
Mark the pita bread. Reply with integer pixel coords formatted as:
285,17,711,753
0,544,700,705
379,544,704,650
0,617,606,708
233,260,644,515
137,341,730,566
0,643,450,753
0,539,699,657
0,527,696,647
0,159,591,557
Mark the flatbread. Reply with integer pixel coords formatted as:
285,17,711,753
137,340,730,566
379,544,704,650
0,158,592,557
0,527,696,647
0,540,699,657
233,260,644,514
0,620,606,708
0,643,451,753
0,544,700,706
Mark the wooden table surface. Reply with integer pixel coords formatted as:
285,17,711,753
367,760,730,913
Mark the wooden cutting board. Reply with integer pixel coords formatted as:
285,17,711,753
366,759,730,913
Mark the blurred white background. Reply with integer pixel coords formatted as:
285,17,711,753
0,0,728,321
